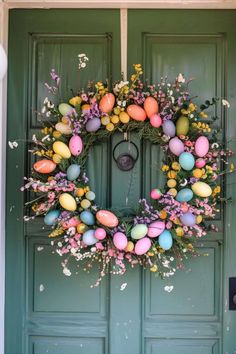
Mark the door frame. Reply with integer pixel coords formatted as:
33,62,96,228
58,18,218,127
1,3,236,354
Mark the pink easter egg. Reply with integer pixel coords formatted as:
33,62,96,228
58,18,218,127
195,158,206,168
33,159,56,174
195,136,209,157
69,135,83,156
62,217,80,229
95,228,106,240
147,221,165,238
135,237,152,255
99,93,115,113
150,188,162,200
150,113,162,128
96,210,119,228
169,137,185,156
127,104,147,121
113,232,128,250
144,97,159,118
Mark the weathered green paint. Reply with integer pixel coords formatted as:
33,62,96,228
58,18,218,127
6,9,236,354
128,9,236,354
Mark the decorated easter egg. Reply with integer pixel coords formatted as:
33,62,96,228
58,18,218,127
144,97,159,118
86,118,101,132
135,237,151,255
195,158,206,168
83,230,97,246
62,217,80,229
125,241,134,252
158,230,173,250
176,115,189,136
131,224,148,240
80,199,91,209
113,232,128,250
176,188,193,202
150,188,162,200
96,210,118,228
33,159,56,174
192,182,212,197
58,103,74,116
169,137,185,156
53,141,71,159
80,210,95,225
99,93,115,113
86,191,96,201
195,136,209,157
59,193,77,211
179,152,195,170
77,223,88,233
67,164,81,181
55,122,72,135
127,104,147,121
180,212,196,227
44,210,60,226
147,221,165,238
150,113,162,128
162,120,176,137
69,135,83,156
95,228,106,240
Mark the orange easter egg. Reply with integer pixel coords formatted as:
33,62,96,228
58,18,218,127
99,93,115,113
96,210,119,228
33,159,56,174
127,105,147,121
144,97,159,118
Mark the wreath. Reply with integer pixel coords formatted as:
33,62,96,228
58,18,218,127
22,57,234,287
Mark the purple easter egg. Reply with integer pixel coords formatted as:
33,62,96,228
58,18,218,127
86,118,101,132
169,137,185,156
162,120,176,137
180,212,196,227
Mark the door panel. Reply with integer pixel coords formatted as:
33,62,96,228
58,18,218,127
6,9,120,354
128,9,236,354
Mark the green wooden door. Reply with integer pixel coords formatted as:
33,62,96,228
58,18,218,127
6,9,236,354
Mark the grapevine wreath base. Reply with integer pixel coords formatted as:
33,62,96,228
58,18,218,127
22,62,233,287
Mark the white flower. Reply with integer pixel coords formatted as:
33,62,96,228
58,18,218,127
78,53,86,58
43,97,49,104
177,73,185,83
120,283,127,291
46,111,51,118
41,106,46,114
80,62,86,68
63,267,71,276
8,141,18,149
222,99,230,108
164,285,174,293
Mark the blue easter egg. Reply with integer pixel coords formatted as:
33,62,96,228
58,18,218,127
86,118,101,132
67,164,81,181
158,230,173,250
44,210,60,226
176,188,193,202
80,210,95,225
86,191,96,201
162,120,176,137
179,152,195,171
83,229,97,245
180,212,196,227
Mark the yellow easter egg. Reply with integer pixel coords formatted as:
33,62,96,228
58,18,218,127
176,116,189,136
59,193,77,211
167,179,177,188
125,241,134,252
192,182,212,198
52,154,62,164
77,223,88,234
80,199,91,209
101,116,110,125
76,188,85,197
106,122,115,131
168,188,177,197
111,115,119,124
53,141,71,159
119,111,130,124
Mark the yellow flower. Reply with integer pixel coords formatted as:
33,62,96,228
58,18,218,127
189,103,197,112
196,215,203,224
131,74,136,82
167,179,177,188
230,163,235,172
148,251,154,257
150,265,158,272
106,122,115,131
111,115,119,124
53,130,62,139
193,169,203,178
101,116,110,125
213,186,221,194
168,188,177,197
69,96,82,106
53,154,62,164
49,228,64,238
167,170,177,179
200,111,208,119
176,227,184,237
159,210,167,219
161,164,170,172
113,107,121,115
172,162,181,171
